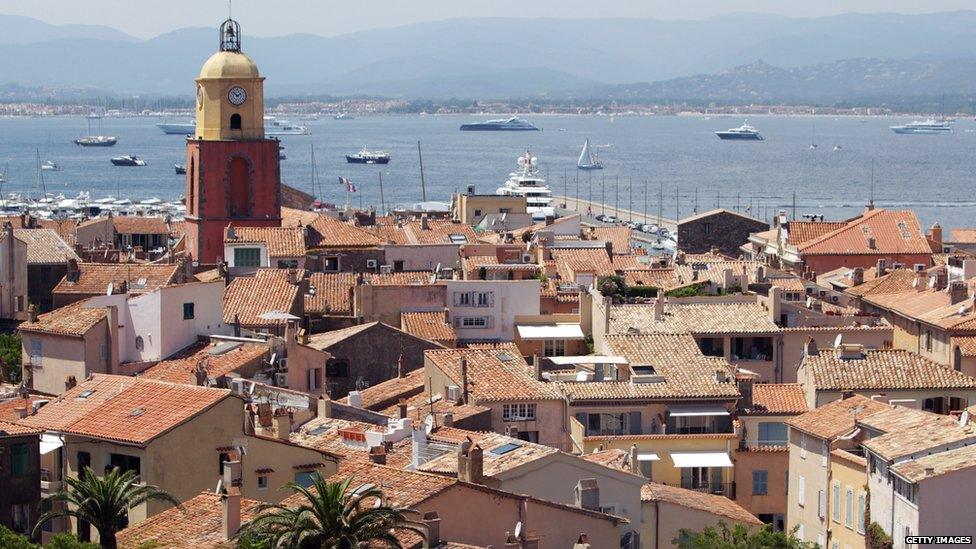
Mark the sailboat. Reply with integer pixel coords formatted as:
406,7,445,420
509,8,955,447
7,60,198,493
809,122,818,149
577,138,604,170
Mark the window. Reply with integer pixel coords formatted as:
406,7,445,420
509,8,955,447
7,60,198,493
11,444,29,477
323,256,339,271
817,534,825,549
109,453,141,477
393,260,404,272
474,209,482,217
257,475,268,490
326,360,349,377
757,422,788,446
475,291,492,307
543,339,566,357
584,412,639,436
639,459,653,480
29,338,42,367
822,441,828,467
797,475,805,506
277,259,299,269
10,503,29,534
818,490,826,519
230,113,242,130
752,470,768,495
832,482,841,522
454,291,471,306
183,302,195,320
800,434,807,459
100,344,108,361
294,471,316,488
234,247,261,268
703,222,712,234
502,403,536,421
460,317,489,328
925,330,933,352
78,451,92,477
857,493,866,533
845,488,854,528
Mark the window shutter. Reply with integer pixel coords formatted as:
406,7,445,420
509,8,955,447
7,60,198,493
453,292,461,306
628,412,642,434
594,363,604,380
818,490,826,518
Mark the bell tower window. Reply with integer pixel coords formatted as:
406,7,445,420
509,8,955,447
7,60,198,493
230,113,242,130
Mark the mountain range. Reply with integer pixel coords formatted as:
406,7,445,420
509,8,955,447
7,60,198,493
2,11,976,100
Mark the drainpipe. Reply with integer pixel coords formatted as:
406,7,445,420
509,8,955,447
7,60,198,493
654,499,660,549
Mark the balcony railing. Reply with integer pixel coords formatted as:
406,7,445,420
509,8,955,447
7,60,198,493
667,481,736,498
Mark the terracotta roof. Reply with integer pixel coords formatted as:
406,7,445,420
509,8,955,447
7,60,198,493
745,383,809,415
787,394,890,440
113,216,169,235
425,346,562,402
35,218,78,247
362,223,411,245
581,449,631,472
401,311,457,346
623,261,762,291
0,397,35,422
306,322,383,350
222,269,300,326
403,220,479,245
365,271,436,285
641,483,762,525
846,268,919,297
224,226,306,258
315,461,456,509
20,374,231,445
0,419,41,437
795,209,932,256
856,405,973,461
140,341,268,384
949,228,976,244
611,254,646,271
305,272,355,316
787,221,848,246
805,348,976,391
955,336,976,357
19,299,107,337
117,491,261,549
418,431,559,477
343,371,488,422
566,334,740,400
13,229,79,264
770,277,806,293
281,208,383,248
592,227,633,254
892,443,976,482
194,268,223,283
289,417,411,466
609,302,780,335
53,263,181,296
345,369,425,410
830,448,867,467
551,248,615,280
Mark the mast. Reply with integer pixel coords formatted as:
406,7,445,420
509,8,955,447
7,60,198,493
378,171,386,216
417,141,427,202
309,144,316,200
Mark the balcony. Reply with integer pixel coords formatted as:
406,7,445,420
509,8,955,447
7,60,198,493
666,481,736,498
40,468,61,492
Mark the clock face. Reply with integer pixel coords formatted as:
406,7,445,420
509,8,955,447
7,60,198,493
196,84,204,110
228,86,247,106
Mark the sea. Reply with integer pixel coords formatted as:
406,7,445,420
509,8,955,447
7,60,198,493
0,114,974,230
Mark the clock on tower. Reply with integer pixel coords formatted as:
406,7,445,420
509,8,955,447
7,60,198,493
183,17,281,264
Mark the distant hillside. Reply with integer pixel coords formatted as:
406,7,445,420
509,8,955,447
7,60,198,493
2,11,976,98
572,58,976,106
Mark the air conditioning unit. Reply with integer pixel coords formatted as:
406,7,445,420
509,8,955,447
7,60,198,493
447,385,461,402
229,379,245,394
522,253,533,263
366,259,378,269
379,264,393,274
274,373,288,387
277,357,288,372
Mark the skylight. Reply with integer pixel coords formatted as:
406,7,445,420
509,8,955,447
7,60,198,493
448,234,468,244
77,390,95,399
130,408,145,417
490,442,522,456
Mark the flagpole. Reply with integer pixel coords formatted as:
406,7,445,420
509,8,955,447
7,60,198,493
378,171,386,216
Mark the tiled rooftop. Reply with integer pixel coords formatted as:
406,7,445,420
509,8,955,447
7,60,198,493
14,229,79,264
858,405,973,460
401,311,457,346
787,394,890,440
609,301,780,335
281,207,382,248
403,219,479,245
641,483,762,525
139,340,268,384
305,272,356,316
551,248,615,280
425,346,562,402
21,374,231,445
892,443,976,482
222,269,300,326
0,419,41,437
418,431,559,477
795,209,931,256
19,299,107,337
845,268,918,297
116,491,261,549
53,263,181,296
744,383,809,415
805,348,976,391
113,216,170,235
591,226,633,254
224,226,307,258
787,221,848,246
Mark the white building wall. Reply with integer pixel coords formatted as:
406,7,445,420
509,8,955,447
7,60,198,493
444,280,540,342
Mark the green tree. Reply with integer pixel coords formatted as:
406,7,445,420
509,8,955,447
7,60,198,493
242,474,424,549
0,331,22,383
674,522,815,549
34,467,180,549
44,533,100,549
0,525,97,549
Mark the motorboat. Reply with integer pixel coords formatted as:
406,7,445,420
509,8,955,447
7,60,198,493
715,121,764,140
495,151,554,217
345,147,390,164
111,155,146,167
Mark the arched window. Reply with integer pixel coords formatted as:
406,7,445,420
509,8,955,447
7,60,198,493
230,113,242,130
954,346,963,372
228,157,250,217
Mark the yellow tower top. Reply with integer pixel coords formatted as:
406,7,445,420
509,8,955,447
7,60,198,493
194,18,265,141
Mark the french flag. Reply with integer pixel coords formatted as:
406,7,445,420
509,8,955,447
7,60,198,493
339,176,357,192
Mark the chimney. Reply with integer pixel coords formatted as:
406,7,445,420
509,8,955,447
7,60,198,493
929,223,943,246
397,352,406,378
457,438,484,484
629,444,639,475
287,268,298,285
397,399,409,419
653,296,664,321
316,396,332,419
221,486,241,541
368,445,387,465
244,406,256,435
574,478,600,511
421,215,430,230
423,512,441,547
867,237,876,250
804,336,819,357
232,314,241,337
13,406,27,420
460,357,469,404
347,390,362,409
26,303,37,323
876,258,888,276
851,268,864,286
924,466,936,477
194,359,208,386
273,410,292,440
442,413,454,428
66,258,79,282
64,375,77,392
950,281,968,305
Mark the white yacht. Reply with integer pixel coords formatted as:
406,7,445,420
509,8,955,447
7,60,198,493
495,151,555,218
890,118,953,134
264,116,310,135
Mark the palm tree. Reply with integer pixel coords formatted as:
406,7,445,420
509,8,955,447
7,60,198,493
33,466,180,549
244,474,426,548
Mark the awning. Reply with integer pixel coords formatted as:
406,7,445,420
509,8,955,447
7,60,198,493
40,434,63,455
668,404,730,417
516,324,585,340
545,355,628,365
670,451,733,468
637,452,660,462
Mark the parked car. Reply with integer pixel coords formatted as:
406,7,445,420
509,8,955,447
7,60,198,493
641,224,659,234
604,215,618,224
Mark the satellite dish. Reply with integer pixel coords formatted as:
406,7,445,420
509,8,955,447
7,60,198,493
514,521,523,538
106,282,114,296
834,334,843,348
215,478,223,494
960,410,970,427
424,414,435,434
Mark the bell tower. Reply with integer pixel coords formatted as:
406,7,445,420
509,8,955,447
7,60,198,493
184,17,281,264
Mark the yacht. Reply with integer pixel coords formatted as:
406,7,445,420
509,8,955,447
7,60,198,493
495,151,554,218
74,135,118,147
345,147,390,164
110,155,147,167
889,119,953,134
460,116,540,131
156,121,196,135
174,164,186,175
715,121,764,140
333,113,354,120
264,116,310,135
40,161,62,172
577,138,604,170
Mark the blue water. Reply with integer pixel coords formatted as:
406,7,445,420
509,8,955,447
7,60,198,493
0,114,973,229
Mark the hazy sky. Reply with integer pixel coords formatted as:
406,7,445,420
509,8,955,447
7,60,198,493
3,0,974,38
